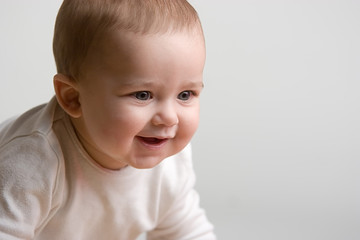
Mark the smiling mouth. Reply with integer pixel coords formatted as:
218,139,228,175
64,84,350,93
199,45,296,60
137,137,169,148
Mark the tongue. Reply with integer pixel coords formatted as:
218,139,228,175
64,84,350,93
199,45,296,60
142,137,163,144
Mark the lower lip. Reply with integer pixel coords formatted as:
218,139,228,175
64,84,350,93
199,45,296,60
136,137,169,150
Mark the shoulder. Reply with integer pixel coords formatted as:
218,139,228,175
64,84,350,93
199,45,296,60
0,98,64,200
0,132,61,169
0,97,62,173
0,132,65,239
0,97,58,145
0,132,63,192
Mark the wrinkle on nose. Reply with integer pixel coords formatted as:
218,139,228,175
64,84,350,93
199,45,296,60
152,102,179,127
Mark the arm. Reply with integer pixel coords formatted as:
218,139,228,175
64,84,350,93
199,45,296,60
0,136,61,239
147,145,216,240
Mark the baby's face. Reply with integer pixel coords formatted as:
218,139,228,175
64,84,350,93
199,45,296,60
72,30,206,169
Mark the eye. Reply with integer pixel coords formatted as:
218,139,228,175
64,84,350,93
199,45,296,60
177,91,193,101
134,91,152,101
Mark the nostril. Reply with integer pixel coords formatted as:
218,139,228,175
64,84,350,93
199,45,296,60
151,113,179,127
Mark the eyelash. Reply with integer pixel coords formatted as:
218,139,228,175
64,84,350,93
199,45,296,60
132,90,197,101
177,90,196,101
133,91,152,101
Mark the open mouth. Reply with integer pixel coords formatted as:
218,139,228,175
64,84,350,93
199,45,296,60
137,137,169,148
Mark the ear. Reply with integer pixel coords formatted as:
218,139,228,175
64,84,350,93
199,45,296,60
53,74,82,118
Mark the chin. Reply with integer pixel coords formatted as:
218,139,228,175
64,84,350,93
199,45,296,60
130,156,166,169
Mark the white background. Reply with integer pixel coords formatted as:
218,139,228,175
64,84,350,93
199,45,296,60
1,1,359,239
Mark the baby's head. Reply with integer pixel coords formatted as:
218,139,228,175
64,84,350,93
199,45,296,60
53,0,204,80
53,0,206,170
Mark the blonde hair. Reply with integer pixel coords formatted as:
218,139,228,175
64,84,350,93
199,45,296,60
53,0,203,80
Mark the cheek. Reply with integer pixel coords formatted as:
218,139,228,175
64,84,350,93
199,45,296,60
81,104,121,141
188,114,200,135
100,106,149,137
179,108,200,138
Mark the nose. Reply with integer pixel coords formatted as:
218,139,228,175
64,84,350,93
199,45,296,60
151,101,179,127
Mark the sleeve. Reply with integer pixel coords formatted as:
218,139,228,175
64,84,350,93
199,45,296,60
147,145,216,240
0,135,61,240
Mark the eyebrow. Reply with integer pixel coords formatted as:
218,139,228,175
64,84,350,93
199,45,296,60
115,77,155,87
183,81,204,89
117,77,204,89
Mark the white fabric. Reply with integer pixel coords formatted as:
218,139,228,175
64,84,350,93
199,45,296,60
0,97,215,240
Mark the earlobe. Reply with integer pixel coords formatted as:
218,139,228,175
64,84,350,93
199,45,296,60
53,74,82,118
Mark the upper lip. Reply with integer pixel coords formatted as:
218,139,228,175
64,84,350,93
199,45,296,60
137,129,177,140
137,135,174,139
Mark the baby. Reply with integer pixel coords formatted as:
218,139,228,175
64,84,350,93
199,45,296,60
0,0,216,239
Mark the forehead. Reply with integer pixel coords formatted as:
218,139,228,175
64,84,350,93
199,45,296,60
76,28,206,90
83,29,206,77
99,27,205,54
